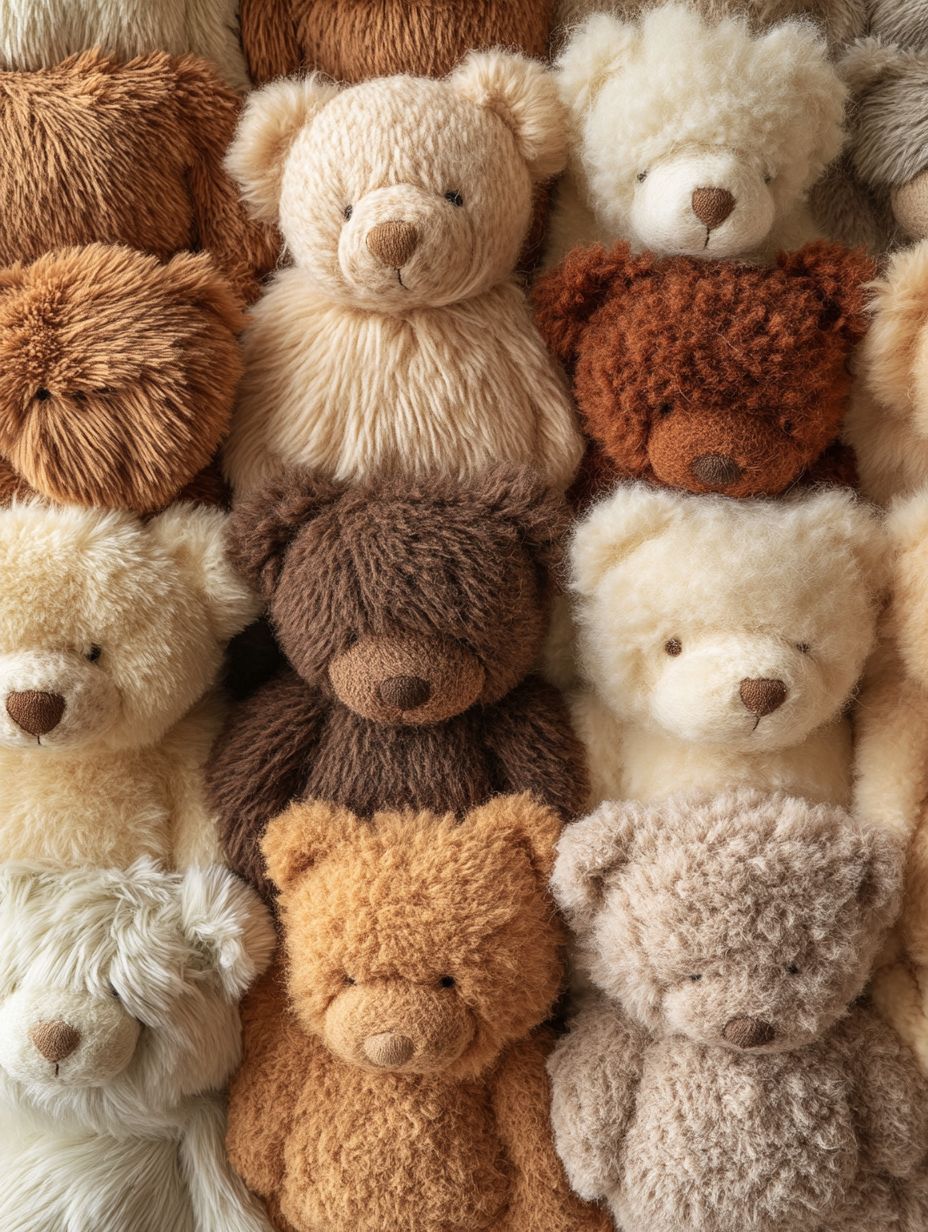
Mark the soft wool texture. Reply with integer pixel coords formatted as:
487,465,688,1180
534,241,873,505
0,244,243,513
0,501,258,869
0,0,248,89
568,484,885,810
208,466,587,899
222,53,582,497
227,794,609,1232
0,51,277,303
546,4,846,265
0,860,275,1232
547,790,925,1232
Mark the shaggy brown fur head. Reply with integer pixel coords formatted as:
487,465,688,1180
228,465,568,722
262,793,564,1078
0,244,243,512
533,241,875,500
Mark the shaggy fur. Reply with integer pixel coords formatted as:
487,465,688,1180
0,501,257,869
534,241,873,503
0,0,248,89
568,484,886,810
0,51,276,303
222,54,581,497
227,794,609,1232
0,860,275,1232
0,244,243,513
547,790,925,1232
208,466,587,898
546,5,846,265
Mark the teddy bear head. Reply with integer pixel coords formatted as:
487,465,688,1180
229,465,567,725
556,5,846,259
226,51,566,311
0,244,244,513
262,793,564,1079
534,241,874,498
0,502,257,754
570,484,885,751
554,790,903,1052
0,860,275,1120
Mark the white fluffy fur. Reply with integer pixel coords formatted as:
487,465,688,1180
568,483,886,810
0,860,275,1231
0,501,258,868
223,53,582,497
547,4,846,264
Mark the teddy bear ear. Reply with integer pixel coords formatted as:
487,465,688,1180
570,482,681,599
159,250,246,335
261,800,360,893
178,866,277,999
555,12,638,115
837,35,905,95
469,463,571,577
225,74,342,223
467,793,563,885
550,801,641,929
854,822,905,926
447,50,568,182
778,242,878,346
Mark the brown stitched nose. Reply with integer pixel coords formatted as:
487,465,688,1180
690,453,743,489
378,676,432,711
366,221,420,268
692,186,736,230
364,1032,414,1068
723,1017,775,1050
740,678,788,717
6,690,66,736
29,1020,81,1064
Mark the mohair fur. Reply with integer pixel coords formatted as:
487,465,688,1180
0,0,249,89
546,4,846,265
0,860,276,1232
222,53,582,497
533,241,874,503
0,501,258,869
568,483,886,810
208,466,587,898
0,244,243,513
227,794,609,1232
547,790,927,1232
0,51,277,303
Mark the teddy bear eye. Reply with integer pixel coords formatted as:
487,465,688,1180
637,171,648,183
781,420,794,435
343,974,356,986
665,638,682,656
786,963,801,975
438,975,456,989
108,982,120,1000
796,643,811,656
689,973,703,982
444,191,464,208
658,401,673,417
764,173,774,184
343,204,353,221
34,387,52,402
85,645,102,663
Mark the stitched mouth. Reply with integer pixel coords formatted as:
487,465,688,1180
703,228,711,249
396,269,406,289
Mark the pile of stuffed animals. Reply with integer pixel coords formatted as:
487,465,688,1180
2,1,928,1229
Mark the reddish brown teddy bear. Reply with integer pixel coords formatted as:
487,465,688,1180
533,241,876,505
207,465,587,900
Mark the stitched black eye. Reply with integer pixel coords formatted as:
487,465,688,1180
343,204,353,221
34,388,51,402
689,973,703,982
786,963,801,975
637,171,648,183
796,643,811,656
444,191,464,208
86,645,102,663
658,401,673,416
665,639,682,657
439,975,456,989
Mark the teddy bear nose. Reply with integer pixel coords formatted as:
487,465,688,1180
691,186,736,230
364,1031,415,1068
690,453,743,489
6,689,66,736
739,678,788,717
29,1019,81,1064
722,1016,775,1050
378,675,432,711
366,221,420,269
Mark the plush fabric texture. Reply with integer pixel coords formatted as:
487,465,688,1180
0,860,275,1232
546,790,925,1232
0,243,243,513
208,465,587,898
534,241,873,503
0,51,277,303
0,0,249,89
222,54,581,497
568,483,886,810
0,501,258,869
546,4,846,265
227,794,609,1232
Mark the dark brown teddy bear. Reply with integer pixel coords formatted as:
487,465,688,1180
533,241,876,505
208,465,587,899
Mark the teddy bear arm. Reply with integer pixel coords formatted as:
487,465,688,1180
180,1095,275,1232
802,440,859,490
238,0,302,86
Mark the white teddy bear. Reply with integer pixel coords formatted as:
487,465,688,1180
546,3,847,265
0,859,276,1232
568,483,886,809
0,501,257,869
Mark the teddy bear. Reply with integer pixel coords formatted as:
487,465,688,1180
208,465,587,898
533,241,874,505
222,51,582,498
0,858,277,1232
0,243,243,513
546,789,928,1232
0,499,258,870
0,51,277,303
567,483,885,810
226,792,610,1232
